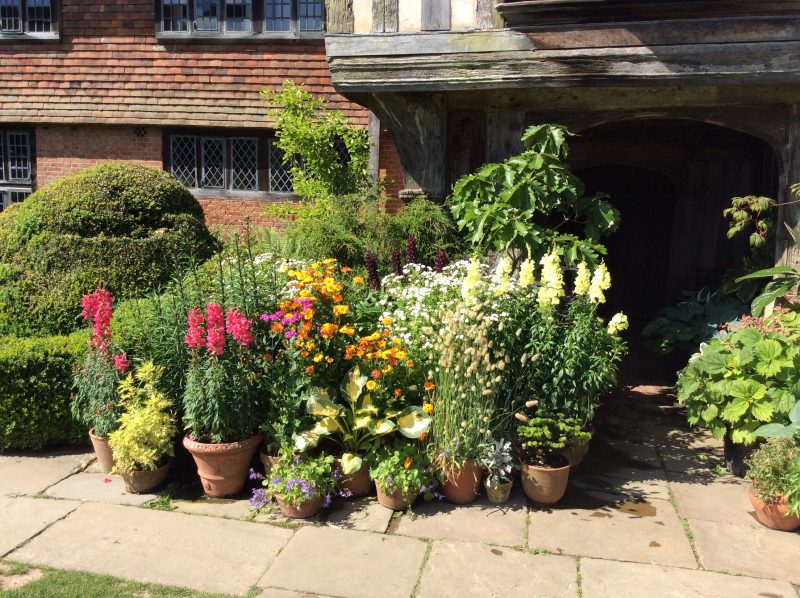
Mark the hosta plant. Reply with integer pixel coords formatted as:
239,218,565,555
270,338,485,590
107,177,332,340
294,365,431,474
108,362,176,473
677,323,800,445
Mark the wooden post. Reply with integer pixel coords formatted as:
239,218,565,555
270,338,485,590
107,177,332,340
371,0,397,33
372,0,384,32
476,0,504,29
367,111,381,181
326,0,354,33
778,104,800,269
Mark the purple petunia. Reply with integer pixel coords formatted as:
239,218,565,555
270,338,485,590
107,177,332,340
249,488,270,509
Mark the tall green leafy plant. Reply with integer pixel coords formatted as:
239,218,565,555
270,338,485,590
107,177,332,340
448,124,619,266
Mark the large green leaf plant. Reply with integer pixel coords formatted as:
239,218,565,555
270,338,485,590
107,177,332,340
677,326,800,445
294,366,431,474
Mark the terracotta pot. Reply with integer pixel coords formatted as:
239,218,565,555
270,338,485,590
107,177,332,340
375,481,418,510
485,479,513,504
183,433,263,498
120,461,171,494
521,461,570,505
89,428,114,474
748,489,800,532
276,495,325,519
443,460,483,504
559,442,590,471
336,459,372,498
259,451,279,479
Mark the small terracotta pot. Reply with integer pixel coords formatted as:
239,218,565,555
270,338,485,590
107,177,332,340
521,461,570,505
120,461,171,494
443,460,483,504
89,428,114,474
748,489,800,532
559,442,590,471
276,495,325,519
375,481,418,510
485,479,513,504
336,459,372,498
183,433,263,498
259,451,279,479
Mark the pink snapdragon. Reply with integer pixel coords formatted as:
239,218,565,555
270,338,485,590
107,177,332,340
113,353,129,373
185,307,207,349
206,304,226,356
226,309,254,347
81,288,113,352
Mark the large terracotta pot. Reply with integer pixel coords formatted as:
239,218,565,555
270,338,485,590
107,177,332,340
183,433,263,498
120,461,171,494
375,481,418,510
443,460,483,504
89,428,114,474
259,451,279,480
336,459,372,498
748,490,800,532
276,495,325,519
521,461,570,505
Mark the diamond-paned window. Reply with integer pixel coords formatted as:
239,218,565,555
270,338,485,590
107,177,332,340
231,138,258,190
170,136,198,188
201,138,226,189
297,0,323,31
162,0,189,31
268,141,294,193
225,0,252,31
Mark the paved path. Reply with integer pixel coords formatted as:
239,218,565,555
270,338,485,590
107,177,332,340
1,386,799,597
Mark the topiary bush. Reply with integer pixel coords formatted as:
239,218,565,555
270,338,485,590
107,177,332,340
0,162,218,337
0,333,87,450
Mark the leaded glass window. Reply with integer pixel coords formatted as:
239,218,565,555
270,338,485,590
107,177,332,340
265,0,291,32
0,0,22,32
26,0,50,32
297,0,322,31
268,141,293,193
201,138,226,188
225,0,252,31
0,129,35,210
194,0,220,31
170,136,198,188
162,0,189,31
231,138,258,190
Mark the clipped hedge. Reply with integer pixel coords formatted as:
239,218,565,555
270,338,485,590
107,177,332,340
0,333,87,451
0,162,218,337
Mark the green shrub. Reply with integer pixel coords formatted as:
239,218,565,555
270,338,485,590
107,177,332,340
746,437,800,504
0,162,218,337
0,333,87,450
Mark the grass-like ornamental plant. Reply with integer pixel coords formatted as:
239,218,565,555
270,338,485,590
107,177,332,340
369,441,437,500
785,457,800,517
294,365,431,474
746,437,800,505
108,362,176,473
516,413,590,467
264,449,336,507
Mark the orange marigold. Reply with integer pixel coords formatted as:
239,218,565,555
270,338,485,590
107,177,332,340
403,456,413,469
424,381,436,391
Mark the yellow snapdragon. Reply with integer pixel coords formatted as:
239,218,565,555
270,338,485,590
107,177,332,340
589,262,612,304
607,312,629,335
537,251,564,310
491,255,513,296
574,261,591,296
518,258,535,288
461,258,482,301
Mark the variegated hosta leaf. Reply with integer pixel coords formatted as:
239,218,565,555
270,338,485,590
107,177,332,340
396,406,431,439
342,365,368,404
313,417,341,435
354,415,374,430
368,419,397,435
341,453,363,475
359,393,374,410
356,405,379,416
306,391,341,418
385,409,400,418
294,431,320,451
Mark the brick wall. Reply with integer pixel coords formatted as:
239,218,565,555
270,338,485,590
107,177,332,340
379,128,405,212
35,125,162,186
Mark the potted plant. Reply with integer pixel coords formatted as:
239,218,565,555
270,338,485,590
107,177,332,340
263,449,336,519
558,422,593,470
370,441,436,510
108,362,176,494
294,366,431,498
480,439,515,504
72,289,129,473
745,437,800,531
516,413,580,505
182,304,265,497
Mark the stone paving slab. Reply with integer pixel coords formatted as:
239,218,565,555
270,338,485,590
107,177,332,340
690,519,800,585
392,492,528,547
258,590,332,598
0,496,79,557
669,475,761,528
324,498,394,533
570,470,670,502
45,472,158,506
660,430,724,475
9,502,294,595
580,557,796,598
0,450,94,496
417,540,577,598
529,492,696,568
260,525,426,598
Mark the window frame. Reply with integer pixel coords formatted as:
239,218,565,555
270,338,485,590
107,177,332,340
154,0,325,41
0,126,36,213
0,0,60,42
163,130,297,200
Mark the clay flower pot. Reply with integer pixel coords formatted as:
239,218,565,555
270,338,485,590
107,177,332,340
748,489,800,532
89,428,114,474
120,461,171,494
336,459,372,498
443,460,483,504
183,433,263,498
259,451,279,479
521,461,571,505
485,479,513,504
276,495,325,519
375,481,418,510
559,442,590,471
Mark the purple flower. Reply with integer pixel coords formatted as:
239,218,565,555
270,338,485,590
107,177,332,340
249,468,265,481
434,250,447,273
406,236,418,264
284,330,297,339
249,488,270,509
365,252,380,290
338,487,353,498
271,476,283,487
293,454,302,464
391,250,403,276
323,493,332,508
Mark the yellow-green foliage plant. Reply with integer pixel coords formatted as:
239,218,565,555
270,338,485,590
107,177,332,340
109,362,176,473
